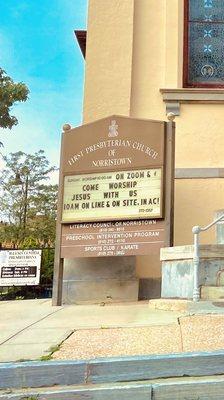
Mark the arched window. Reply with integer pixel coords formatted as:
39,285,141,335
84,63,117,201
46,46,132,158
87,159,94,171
184,0,224,87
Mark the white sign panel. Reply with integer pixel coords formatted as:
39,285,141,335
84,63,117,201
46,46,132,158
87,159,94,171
0,250,41,286
62,168,163,223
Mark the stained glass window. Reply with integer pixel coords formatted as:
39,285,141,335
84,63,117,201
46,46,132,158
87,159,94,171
184,0,224,87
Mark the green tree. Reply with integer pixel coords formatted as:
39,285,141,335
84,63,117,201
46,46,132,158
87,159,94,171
0,150,58,248
0,68,29,130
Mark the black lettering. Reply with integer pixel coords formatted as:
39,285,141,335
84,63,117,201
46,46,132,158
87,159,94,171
127,171,144,179
109,181,137,189
72,193,91,201
141,199,147,205
91,201,105,208
123,199,138,206
64,203,79,210
104,192,119,199
129,190,137,197
83,184,99,191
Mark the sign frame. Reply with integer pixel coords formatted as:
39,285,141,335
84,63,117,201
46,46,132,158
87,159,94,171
52,115,175,306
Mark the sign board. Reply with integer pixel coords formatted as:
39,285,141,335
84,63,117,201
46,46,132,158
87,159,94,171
0,250,41,286
53,115,175,305
62,168,163,223
61,219,165,258
61,116,165,174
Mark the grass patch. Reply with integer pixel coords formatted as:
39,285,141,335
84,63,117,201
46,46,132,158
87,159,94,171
39,331,74,361
21,397,39,400
40,344,61,361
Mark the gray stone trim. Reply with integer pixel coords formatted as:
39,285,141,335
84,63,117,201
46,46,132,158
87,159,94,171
1,351,224,389
160,244,224,261
1,378,224,399
161,88,224,102
165,101,180,116
0,383,152,399
160,88,224,115
175,168,224,179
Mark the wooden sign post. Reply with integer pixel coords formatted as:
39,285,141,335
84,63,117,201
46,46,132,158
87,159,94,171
52,115,175,306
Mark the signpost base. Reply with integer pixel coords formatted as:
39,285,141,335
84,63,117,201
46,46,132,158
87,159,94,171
62,256,138,304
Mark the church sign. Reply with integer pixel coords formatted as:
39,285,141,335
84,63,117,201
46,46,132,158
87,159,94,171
53,115,175,305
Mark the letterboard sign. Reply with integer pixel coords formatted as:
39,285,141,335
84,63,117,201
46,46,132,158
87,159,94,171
62,168,162,223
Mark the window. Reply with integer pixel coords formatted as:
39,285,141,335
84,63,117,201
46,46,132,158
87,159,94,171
184,0,224,87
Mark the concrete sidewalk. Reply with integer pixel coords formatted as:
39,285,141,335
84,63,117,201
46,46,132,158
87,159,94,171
0,299,224,362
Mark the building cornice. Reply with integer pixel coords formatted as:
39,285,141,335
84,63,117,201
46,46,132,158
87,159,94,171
175,168,224,179
160,88,224,115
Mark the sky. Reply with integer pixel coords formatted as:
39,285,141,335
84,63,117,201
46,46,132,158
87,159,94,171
0,0,87,181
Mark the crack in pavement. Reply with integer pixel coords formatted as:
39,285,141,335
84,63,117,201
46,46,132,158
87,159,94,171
0,307,64,346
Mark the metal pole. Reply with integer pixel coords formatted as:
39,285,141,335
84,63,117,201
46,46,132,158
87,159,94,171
192,225,201,302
